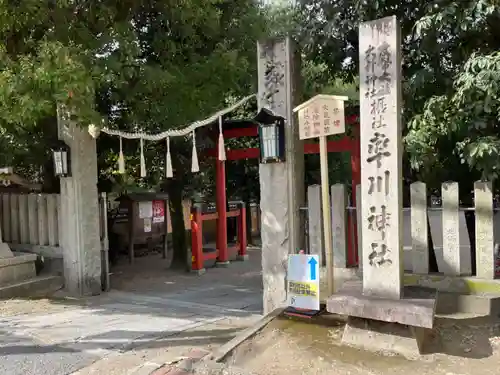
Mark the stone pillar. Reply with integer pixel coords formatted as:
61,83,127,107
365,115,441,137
57,105,102,296
441,182,460,275
331,184,347,268
475,181,495,279
328,18,436,356
410,182,428,274
257,38,304,314
359,16,404,299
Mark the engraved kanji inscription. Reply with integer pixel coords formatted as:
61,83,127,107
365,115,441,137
377,41,392,97
368,243,392,267
371,97,387,116
368,170,390,195
376,19,393,36
360,16,402,290
371,97,387,128
367,19,393,38
367,205,391,239
367,132,391,167
261,59,285,109
364,44,377,99
372,115,387,129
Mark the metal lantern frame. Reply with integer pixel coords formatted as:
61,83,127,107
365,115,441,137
255,108,285,164
52,140,71,178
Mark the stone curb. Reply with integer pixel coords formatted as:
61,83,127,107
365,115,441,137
201,307,285,363
148,348,211,375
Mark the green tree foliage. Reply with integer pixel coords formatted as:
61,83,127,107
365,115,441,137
299,0,500,196
0,0,268,266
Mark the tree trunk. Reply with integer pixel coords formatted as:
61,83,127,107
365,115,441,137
162,178,189,271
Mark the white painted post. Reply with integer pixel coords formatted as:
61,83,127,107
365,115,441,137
46,194,58,246
331,184,347,268
442,182,461,275
360,16,404,299
9,194,19,243
18,194,29,244
37,194,48,246
307,185,323,264
319,136,334,294
28,194,38,245
475,181,495,279
410,181,428,274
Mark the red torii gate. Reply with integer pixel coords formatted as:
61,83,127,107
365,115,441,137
194,114,361,269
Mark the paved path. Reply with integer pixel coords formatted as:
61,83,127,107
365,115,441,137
0,248,263,375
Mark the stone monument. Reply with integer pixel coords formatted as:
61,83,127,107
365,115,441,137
57,105,102,296
326,16,437,356
257,38,304,314
0,167,39,293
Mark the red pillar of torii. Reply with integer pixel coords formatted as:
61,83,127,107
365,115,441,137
206,115,361,267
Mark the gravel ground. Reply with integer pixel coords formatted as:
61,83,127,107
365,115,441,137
218,314,500,375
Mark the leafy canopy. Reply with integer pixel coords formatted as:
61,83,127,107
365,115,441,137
299,0,500,189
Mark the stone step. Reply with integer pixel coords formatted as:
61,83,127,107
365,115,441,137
0,252,37,285
436,291,500,317
0,274,63,299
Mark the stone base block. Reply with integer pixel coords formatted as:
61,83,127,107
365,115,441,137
215,261,230,268
236,254,249,261
0,242,14,259
0,252,37,286
327,281,437,329
191,268,206,276
0,275,63,299
342,316,432,357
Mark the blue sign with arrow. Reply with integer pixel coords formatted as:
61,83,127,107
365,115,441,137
287,254,320,311
308,257,317,281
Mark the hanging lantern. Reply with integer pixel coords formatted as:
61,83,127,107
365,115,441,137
52,141,71,177
258,118,285,163
255,108,285,163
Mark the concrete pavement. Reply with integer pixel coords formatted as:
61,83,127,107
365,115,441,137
0,249,263,375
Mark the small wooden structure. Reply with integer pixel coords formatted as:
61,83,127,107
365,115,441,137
110,192,168,263
0,167,42,193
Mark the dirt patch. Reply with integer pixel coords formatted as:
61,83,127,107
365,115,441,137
222,314,500,375
0,297,80,317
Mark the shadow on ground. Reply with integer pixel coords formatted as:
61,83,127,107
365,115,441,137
0,327,243,355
